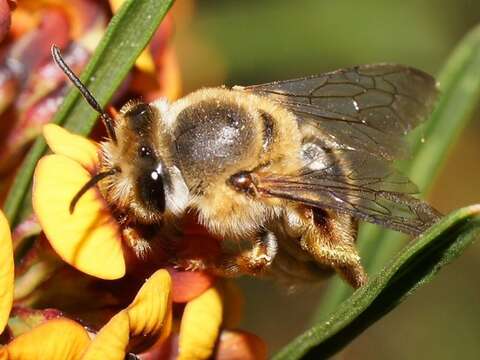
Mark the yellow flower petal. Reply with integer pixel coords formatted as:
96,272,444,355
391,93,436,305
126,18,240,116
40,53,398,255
178,286,223,360
109,0,124,12
127,269,172,337
82,269,172,360
135,49,156,74
2,318,90,360
81,311,130,360
43,124,99,170
33,154,125,280
135,48,155,74
0,211,13,333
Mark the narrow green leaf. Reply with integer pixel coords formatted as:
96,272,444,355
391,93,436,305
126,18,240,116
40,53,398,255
315,23,480,320
3,0,174,224
274,205,480,360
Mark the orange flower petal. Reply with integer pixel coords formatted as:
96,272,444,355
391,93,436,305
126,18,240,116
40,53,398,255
10,8,36,39
19,0,105,39
178,286,223,360
43,124,99,170
157,46,182,101
169,269,215,303
215,330,267,360
2,318,90,360
220,280,244,329
32,154,125,280
0,210,13,333
82,269,172,360
127,269,172,337
81,311,130,360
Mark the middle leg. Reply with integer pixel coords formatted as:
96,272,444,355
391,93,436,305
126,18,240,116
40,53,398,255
174,230,278,278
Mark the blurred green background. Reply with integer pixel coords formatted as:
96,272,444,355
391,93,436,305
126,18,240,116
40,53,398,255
172,1,480,358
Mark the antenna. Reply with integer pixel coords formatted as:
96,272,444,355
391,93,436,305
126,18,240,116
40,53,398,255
51,45,117,143
69,168,118,214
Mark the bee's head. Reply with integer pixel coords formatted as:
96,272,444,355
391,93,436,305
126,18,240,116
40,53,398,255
99,101,189,223
51,45,189,222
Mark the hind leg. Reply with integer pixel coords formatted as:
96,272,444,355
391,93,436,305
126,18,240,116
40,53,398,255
283,206,367,288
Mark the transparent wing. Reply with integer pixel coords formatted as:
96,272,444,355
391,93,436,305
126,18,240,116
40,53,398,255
256,148,441,236
238,64,439,234
238,64,438,160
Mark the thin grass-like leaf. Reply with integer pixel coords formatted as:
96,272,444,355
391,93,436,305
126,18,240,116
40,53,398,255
274,205,480,359
315,23,480,321
3,0,174,225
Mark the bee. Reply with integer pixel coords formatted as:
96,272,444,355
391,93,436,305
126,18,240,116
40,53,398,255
52,45,440,288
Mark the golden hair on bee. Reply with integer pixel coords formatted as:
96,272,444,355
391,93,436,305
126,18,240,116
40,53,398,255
53,45,441,288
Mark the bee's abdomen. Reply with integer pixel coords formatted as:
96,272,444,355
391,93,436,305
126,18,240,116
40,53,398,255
173,99,258,190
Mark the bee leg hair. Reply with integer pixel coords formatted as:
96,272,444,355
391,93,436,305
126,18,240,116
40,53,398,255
288,207,367,288
229,230,278,276
173,231,278,277
122,226,152,260
202,230,278,277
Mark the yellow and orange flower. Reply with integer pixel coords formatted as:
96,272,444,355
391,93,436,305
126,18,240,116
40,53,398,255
0,210,173,359
31,120,267,358
0,203,265,359
0,0,180,178
0,1,265,358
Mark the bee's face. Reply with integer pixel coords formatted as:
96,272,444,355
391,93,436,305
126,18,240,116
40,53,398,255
99,102,189,224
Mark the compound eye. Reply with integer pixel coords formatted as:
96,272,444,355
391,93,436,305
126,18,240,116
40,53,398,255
126,103,152,119
126,103,153,134
137,168,166,213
